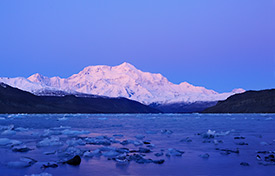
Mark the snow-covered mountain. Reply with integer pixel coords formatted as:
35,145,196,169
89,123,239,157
0,62,245,104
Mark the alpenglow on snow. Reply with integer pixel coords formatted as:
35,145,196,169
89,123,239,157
0,62,245,105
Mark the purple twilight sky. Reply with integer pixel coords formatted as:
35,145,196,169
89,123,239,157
0,0,274,92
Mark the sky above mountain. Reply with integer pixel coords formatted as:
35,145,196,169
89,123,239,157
0,0,274,92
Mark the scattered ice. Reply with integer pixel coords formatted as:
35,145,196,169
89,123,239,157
66,138,86,146
8,157,37,168
260,142,269,146
201,129,231,139
85,136,111,146
51,126,71,130
102,151,120,157
216,148,239,155
98,117,107,120
37,137,63,147
0,138,22,146
12,145,32,152
62,129,90,136
180,137,192,143
41,162,58,169
43,151,56,155
155,152,164,157
57,117,68,121
14,127,29,132
138,147,151,153
161,129,173,135
120,139,143,146
199,153,210,159
42,129,62,137
63,147,83,157
1,129,16,135
83,151,95,158
0,125,14,131
166,148,184,157
135,135,145,140
256,155,262,161
25,173,52,176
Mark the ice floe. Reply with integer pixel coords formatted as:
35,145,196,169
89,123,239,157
37,137,63,147
62,129,90,136
7,157,37,168
25,173,52,176
0,138,22,146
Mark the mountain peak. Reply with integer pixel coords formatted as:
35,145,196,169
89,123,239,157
115,62,137,70
28,73,47,82
2,63,245,105
232,88,245,94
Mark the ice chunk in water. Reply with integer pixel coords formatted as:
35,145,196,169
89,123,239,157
103,151,120,158
0,138,22,146
8,157,37,168
42,129,62,137
62,129,90,136
83,149,102,157
14,127,29,132
43,151,56,155
37,137,63,147
166,148,184,157
202,129,231,139
12,145,32,152
0,125,14,131
83,151,95,158
1,129,16,135
199,153,210,159
64,147,83,156
7,161,32,168
135,135,145,140
24,173,52,176
58,117,68,121
66,138,86,146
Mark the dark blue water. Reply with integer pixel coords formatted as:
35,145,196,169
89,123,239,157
0,113,274,176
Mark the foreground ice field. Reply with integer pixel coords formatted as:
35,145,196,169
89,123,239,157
0,113,274,176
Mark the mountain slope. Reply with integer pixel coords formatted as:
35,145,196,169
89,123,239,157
26,62,244,104
0,83,159,114
150,101,218,113
203,89,275,113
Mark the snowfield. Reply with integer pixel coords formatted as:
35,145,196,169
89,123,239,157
0,63,245,104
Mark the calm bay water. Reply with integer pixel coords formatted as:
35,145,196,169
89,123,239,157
0,113,274,176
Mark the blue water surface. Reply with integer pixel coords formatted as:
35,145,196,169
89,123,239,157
0,113,274,176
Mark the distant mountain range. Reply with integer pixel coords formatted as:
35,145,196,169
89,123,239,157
0,83,159,113
203,89,275,113
0,63,245,107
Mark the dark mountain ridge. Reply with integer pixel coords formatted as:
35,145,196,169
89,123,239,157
150,101,217,113
0,83,160,114
203,89,275,113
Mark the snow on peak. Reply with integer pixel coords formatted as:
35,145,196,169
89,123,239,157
232,88,246,94
1,63,245,104
115,62,137,70
0,77,49,92
28,73,50,84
